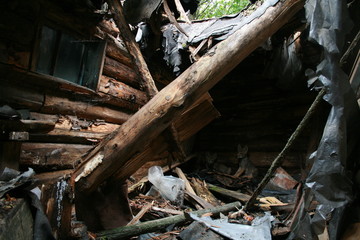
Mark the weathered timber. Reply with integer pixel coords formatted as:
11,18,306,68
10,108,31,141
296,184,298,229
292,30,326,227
105,33,133,67
34,170,73,185
108,0,186,160
0,119,55,134
207,183,251,203
99,75,148,105
175,168,203,209
244,88,326,210
107,0,158,98
98,19,120,38
114,135,169,180
20,143,92,171
73,0,305,193
103,57,140,88
1,64,142,112
175,168,196,195
191,178,222,207
43,114,120,134
42,95,131,124
96,201,242,239
185,191,214,209
30,129,107,144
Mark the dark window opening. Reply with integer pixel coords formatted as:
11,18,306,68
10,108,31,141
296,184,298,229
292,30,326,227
36,26,105,90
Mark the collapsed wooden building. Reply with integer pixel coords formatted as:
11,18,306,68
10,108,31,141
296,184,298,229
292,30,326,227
0,0,359,239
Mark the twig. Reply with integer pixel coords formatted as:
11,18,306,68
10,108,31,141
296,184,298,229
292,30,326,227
244,88,326,211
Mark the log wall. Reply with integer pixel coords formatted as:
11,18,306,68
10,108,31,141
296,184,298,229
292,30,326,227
195,49,322,174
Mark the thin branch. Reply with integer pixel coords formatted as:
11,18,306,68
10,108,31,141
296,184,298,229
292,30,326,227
244,87,327,211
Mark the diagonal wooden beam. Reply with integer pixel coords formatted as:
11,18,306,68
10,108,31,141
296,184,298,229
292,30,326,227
72,0,305,193
107,0,186,162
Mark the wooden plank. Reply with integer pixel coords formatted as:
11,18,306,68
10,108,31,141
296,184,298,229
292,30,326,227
20,143,92,171
72,0,305,193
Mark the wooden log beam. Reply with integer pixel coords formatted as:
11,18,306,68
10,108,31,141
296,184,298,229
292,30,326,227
42,95,131,124
99,75,148,106
105,33,133,67
107,0,186,160
20,143,92,171
103,57,140,88
0,64,142,113
72,0,305,193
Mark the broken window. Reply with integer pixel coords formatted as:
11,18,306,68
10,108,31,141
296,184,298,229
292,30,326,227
35,26,105,90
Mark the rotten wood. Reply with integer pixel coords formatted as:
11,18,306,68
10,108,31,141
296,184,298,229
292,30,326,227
34,170,73,185
244,88,326,210
42,95,131,124
107,0,157,98
175,168,196,195
127,201,153,226
1,64,142,113
0,119,55,133
30,129,107,145
105,33,133,67
73,0,305,193
96,201,242,239
99,75,147,106
184,190,214,209
20,143,92,171
207,183,251,203
103,57,140,88
191,178,222,207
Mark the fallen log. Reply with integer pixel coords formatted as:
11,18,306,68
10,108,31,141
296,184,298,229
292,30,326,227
72,0,305,193
207,183,251,203
95,201,241,239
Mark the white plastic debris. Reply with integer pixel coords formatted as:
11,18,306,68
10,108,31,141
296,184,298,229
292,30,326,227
189,211,275,240
148,166,185,205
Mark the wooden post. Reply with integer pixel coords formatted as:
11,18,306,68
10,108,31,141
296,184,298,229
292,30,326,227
72,0,305,193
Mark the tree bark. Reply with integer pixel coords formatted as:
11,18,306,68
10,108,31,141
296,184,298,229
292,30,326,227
72,0,305,193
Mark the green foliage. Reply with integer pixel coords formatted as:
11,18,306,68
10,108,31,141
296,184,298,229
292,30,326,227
195,0,249,20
